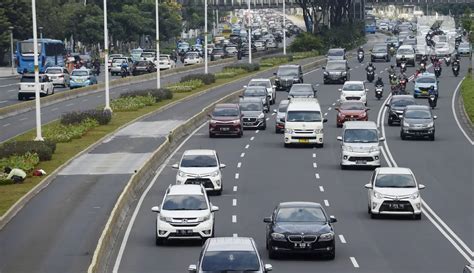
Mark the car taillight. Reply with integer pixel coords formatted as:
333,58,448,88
58,74,64,78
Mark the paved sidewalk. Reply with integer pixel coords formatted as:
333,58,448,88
0,67,19,78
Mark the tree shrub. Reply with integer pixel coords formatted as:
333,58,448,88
61,109,112,126
0,140,55,161
43,119,99,143
224,63,260,72
0,152,40,173
180,73,216,85
120,88,173,102
167,79,204,93
290,32,325,53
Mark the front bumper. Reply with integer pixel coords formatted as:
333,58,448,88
242,118,265,128
337,115,367,126
370,197,422,215
371,54,389,61
156,219,213,240
269,238,334,254
176,175,221,191
402,127,435,137
70,80,91,88
284,133,324,144
340,96,367,104
275,80,295,91
50,77,66,85
209,124,242,136
324,74,347,83
341,150,381,167
388,111,404,123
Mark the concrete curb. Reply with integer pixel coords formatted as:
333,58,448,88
86,57,326,273
458,90,474,130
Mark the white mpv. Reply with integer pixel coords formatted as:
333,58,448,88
151,184,219,244
339,81,368,106
365,167,425,220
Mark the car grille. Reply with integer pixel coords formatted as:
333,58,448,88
170,218,200,227
380,201,414,212
169,231,201,237
281,80,292,87
185,178,214,189
345,97,361,100
292,136,317,139
294,129,314,134
406,129,431,134
348,156,374,162
244,117,257,122
288,235,318,243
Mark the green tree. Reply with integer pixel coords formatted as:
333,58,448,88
0,7,12,65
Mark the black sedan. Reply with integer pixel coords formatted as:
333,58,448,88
264,202,337,259
386,95,416,126
131,61,156,76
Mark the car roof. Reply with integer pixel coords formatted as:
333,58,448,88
278,64,300,69
278,201,323,208
183,149,216,156
391,95,415,100
343,121,377,129
250,78,270,82
343,81,364,85
72,68,90,72
287,98,321,111
215,103,239,109
399,45,414,49
291,83,312,88
167,184,204,196
376,167,413,175
206,237,256,252
416,73,436,79
405,105,430,111
45,66,64,70
240,97,263,103
327,60,347,64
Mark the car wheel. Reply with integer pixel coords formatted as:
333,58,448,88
341,164,346,170
429,134,435,141
337,123,342,128
215,187,223,195
326,247,336,260
18,94,23,101
388,118,393,126
261,122,267,130
268,248,279,259
239,129,243,138
51,88,55,95
209,132,214,138
284,143,290,148
155,235,165,246
401,131,406,140
414,213,422,220
367,204,371,214
370,211,378,219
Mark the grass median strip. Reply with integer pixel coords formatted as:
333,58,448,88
461,75,474,123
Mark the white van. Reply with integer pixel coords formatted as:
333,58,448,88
284,98,327,148
337,121,384,169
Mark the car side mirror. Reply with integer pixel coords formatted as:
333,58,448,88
433,115,437,120
263,217,272,223
385,103,390,107
379,137,386,142
219,164,226,169
322,66,326,70
188,264,197,273
418,184,426,190
337,136,343,141
323,118,328,123
211,205,219,212
172,163,179,169
329,216,337,223
151,206,160,213
273,109,277,113
364,183,373,189
264,264,273,272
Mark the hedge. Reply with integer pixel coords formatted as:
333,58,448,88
119,88,173,102
0,152,40,173
61,109,112,126
43,118,99,143
0,140,56,161
180,73,216,85
111,94,156,112
224,63,260,72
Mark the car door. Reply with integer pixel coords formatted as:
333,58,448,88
368,171,376,203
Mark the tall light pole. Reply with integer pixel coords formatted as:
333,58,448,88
204,0,208,74
283,0,286,55
247,0,252,64
155,0,161,88
9,26,14,75
39,26,43,40
103,0,111,111
32,0,43,141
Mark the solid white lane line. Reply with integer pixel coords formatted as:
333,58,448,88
3,123,10,127
112,121,208,273
19,117,27,121
313,162,317,168
319,186,324,192
66,103,74,107
315,84,320,87
385,67,388,70
245,144,250,149
240,152,245,158
255,130,259,134
7,89,16,93
233,233,238,237
51,108,58,111
0,100,7,104
452,78,473,145
312,153,316,158
324,200,330,207
232,199,237,206
339,235,347,244
328,107,332,111
237,162,242,168
0,83,17,88
232,215,237,223
315,173,320,179
350,257,359,268
97,95,103,98
235,173,239,179
233,186,238,192
250,136,255,141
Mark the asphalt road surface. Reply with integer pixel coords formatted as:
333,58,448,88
108,38,473,272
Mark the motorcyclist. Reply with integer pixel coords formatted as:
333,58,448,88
375,77,384,87
428,85,437,98
400,55,407,64
388,65,396,76
358,46,364,55
93,59,101,75
120,60,128,76
421,54,428,64
365,62,376,72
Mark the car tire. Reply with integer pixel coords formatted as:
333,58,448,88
401,131,406,140
268,248,279,260
341,164,346,170
209,132,214,138
370,212,378,219
367,205,371,214
215,187,223,195
429,134,435,141
388,118,393,126
414,213,422,220
326,247,336,260
337,123,342,128
51,88,55,95
317,143,324,148
261,122,267,130
155,235,165,246
18,94,23,101
284,143,290,148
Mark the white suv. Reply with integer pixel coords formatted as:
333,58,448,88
173,149,226,195
151,184,219,245
339,81,368,106
364,167,425,220
247,78,276,105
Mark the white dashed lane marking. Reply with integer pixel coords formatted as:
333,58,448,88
324,113,328,116
240,153,245,158
313,162,317,168
3,123,10,127
339,235,347,244
66,103,74,107
232,215,237,223
232,199,237,206
7,89,16,93
266,118,269,121
255,130,259,134
350,257,360,268
245,144,249,149
324,200,330,207
0,100,7,104
332,103,336,106
235,173,239,179
19,117,27,121
250,137,255,141
51,108,58,112
319,186,325,192
271,113,276,116
312,153,316,158
328,107,332,111
237,162,242,168
233,186,238,192
315,173,320,179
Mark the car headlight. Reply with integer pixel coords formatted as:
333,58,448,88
426,122,434,128
342,145,353,152
198,215,211,222
258,113,265,119
319,232,334,241
373,191,384,199
403,121,410,127
159,215,173,222
211,170,220,177
324,71,329,76
360,112,367,117
315,128,323,134
178,171,186,177
369,146,380,153
410,191,420,199
285,128,294,134
271,233,286,241
341,71,347,75
293,78,299,82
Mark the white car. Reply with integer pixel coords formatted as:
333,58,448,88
247,78,276,105
141,51,156,62
365,167,425,220
151,184,219,244
396,45,416,66
434,42,452,57
110,57,129,76
157,54,176,70
18,74,54,100
183,52,203,66
45,67,70,87
173,149,226,195
108,54,123,68
339,81,368,106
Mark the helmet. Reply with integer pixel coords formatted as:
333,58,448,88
390,65,394,68
369,62,373,66
378,77,382,81
359,46,363,50
402,55,405,58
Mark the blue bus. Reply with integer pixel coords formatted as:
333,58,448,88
16,38,65,74
365,15,376,34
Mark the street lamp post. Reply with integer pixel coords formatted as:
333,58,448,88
103,0,111,111
39,26,43,40
204,0,208,74
283,0,286,55
156,0,161,88
247,0,252,64
9,26,14,75
32,0,43,141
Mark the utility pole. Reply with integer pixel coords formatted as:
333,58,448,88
156,0,161,88
32,0,43,141
103,0,111,111
9,26,14,75
283,0,286,55
204,0,208,74
248,0,252,64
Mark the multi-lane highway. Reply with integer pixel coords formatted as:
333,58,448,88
107,37,473,273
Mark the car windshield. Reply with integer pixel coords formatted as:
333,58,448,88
141,53,154,57
201,251,260,271
162,195,207,210
290,85,312,92
328,50,344,56
340,102,365,110
71,70,89,76
181,154,217,168
46,68,62,74
226,47,237,53
276,207,326,222
286,111,322,122
435,43,447,49
159,56,169,61
343,84,364,91
344,129,378,143
405,110,431,119
416,77,436,84
212,107,239,117
186,53,199,58
278,67,298,77
459,44,469,49
391,99,415,107
375,174,416,188
213,49,224,54
290,90,313,97
326,62,346,70
136,61,148,66
373,47,386,53
240,102,262,111
131,49,142,54
113,58,127,63
398,48,413,54
244,88,266,97
249,81,270,88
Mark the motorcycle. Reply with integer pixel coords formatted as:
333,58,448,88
375,85,383,100
434,66,442,78
420,62,426,73
400,61,407,73
428,93,437,109
389,46,396,56
444,56,451,66
366,68,375,83
399,78,407,93
452,62,460,77
357,51,364,63
121,67,128,78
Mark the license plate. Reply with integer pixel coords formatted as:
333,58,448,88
244,122,253,126
389,203,404,209
177,230,192,235
294,243,308,248
220,127,229,131
299,139,309,143
356,160,367,164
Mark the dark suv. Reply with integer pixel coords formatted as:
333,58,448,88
274,65,303,91
385,95,416,126
239,97,266,130
208,104,243,137
323,60,350,84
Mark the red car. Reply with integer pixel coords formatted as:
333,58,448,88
336,101,369,127
209,103,243,137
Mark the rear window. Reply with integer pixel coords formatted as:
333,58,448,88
72,70,89,76
46,68,62,74
20,76,35,83
201,251,260,271
328,50,344,56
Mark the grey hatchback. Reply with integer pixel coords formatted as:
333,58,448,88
323,60,350,84
400,105,436,141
